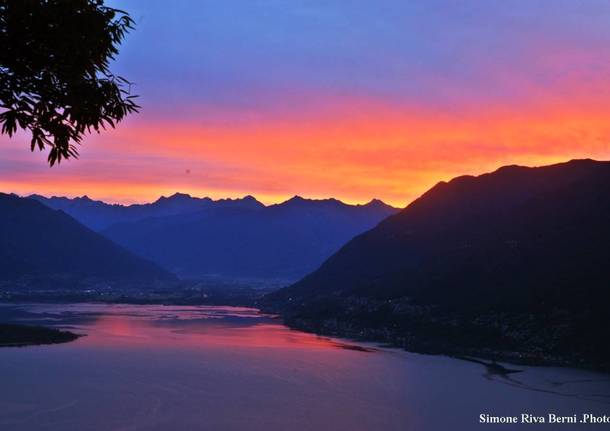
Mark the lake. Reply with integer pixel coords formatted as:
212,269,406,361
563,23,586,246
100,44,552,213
0,303,608,430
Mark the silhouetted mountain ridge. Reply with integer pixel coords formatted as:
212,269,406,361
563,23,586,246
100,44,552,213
0,193,175,288
99,196,398,281
31,192,265,230
264,159,610,369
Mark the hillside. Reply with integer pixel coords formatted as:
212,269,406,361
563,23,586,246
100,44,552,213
0,193,175,289
264,159,610,369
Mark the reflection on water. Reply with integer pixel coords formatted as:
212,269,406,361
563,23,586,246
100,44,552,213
3,303,376,351
0,303,609,431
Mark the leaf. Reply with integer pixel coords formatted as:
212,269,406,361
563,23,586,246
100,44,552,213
0,1,139,166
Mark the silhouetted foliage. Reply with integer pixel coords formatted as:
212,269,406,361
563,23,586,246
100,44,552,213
0,0,139,165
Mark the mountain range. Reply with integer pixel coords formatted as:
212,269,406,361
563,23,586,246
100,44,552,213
31,193,265,231
264,159,610,368
0,193,174,289
5,159,610,368
32,193,398,282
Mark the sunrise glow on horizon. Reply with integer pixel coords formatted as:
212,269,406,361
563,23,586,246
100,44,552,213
2,0,610,207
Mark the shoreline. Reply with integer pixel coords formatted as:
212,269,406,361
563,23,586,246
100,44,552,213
2,300,608,373
278,316,610,374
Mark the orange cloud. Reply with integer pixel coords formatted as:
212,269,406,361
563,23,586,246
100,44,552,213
2,95,610,207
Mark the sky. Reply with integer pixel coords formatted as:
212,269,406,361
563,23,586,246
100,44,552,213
2,0,610,207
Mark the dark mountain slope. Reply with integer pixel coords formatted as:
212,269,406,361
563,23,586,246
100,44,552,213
102,196,398,281
265,159,610,369
0,193,175,288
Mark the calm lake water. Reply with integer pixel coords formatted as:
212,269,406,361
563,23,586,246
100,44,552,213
0,303,609,431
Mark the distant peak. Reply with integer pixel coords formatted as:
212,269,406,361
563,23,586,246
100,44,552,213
240,195,264,206
275,195,307,207
274,196,353,210
284,195,344,204
282,195,335,205
169,192,192,199
156,192,195,203
362,198,399,211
